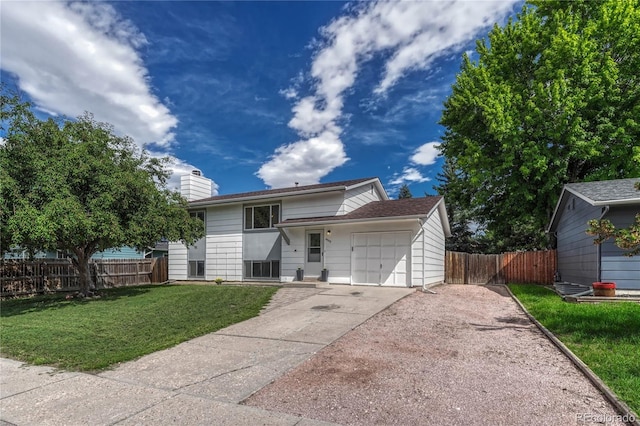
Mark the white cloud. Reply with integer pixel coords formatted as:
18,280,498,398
259,0,516,188
389,167,431,186
279,88,298,100
411,142,441,166
154,154,220,196
256,128,348,188
0,1,177,148
374,1,516,94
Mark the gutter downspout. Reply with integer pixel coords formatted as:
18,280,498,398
596,205,610,282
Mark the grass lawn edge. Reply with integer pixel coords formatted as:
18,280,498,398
503,284,640,425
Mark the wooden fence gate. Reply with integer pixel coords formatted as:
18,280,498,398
445,250,556,285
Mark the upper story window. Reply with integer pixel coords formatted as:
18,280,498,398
190,211,205,222
244,204,280,230
190,211,206,235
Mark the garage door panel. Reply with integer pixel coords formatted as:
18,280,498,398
351,232,410,287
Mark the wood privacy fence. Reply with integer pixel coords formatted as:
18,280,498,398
0,257,169,297
445,250,556,285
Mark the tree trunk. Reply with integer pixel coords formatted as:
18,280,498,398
72,249,95,296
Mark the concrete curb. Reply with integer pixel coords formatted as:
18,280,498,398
503,284,639,426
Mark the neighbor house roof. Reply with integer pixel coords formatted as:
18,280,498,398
547,177,640,232
563,178,640,205
277,196,452,237
189,177,387,206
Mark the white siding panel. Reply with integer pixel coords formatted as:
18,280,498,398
411,231,425,287
281,228,306,282
168,241,188,280
282,193,343,220
206,205,243,281
342,183,382,213
421,208,446,286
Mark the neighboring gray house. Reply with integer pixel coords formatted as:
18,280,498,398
547,178,640,290
169,172,451,288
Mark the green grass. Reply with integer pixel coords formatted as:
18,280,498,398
0,284,278,371
509,284,640,414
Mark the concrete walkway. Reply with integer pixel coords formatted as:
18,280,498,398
0,285,413,425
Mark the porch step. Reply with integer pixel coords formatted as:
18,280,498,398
284,281,319,288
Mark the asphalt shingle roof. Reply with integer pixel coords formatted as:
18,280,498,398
279,196,443,225
566,178,640,203
190,177,377,203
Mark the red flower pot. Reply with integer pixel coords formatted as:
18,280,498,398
592,282,616,297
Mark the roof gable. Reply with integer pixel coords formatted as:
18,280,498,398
565,178,640,205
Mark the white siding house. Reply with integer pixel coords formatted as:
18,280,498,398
169,175,451,287
547,178,640,290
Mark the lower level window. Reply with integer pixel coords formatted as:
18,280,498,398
244,260,280,279
189,260,205,278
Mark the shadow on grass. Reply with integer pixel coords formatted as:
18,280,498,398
0,285,154,317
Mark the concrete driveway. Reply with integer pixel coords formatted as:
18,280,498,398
0,285,413,425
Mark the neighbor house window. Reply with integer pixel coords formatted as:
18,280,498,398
244,204,280,229
188,260,205,278
244,260,280,279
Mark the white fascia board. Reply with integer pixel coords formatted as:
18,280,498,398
276,215,424,228
546,188,569,233
436,198,452,237
188,185,348,207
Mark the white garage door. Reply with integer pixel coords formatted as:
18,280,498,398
351,232,410,287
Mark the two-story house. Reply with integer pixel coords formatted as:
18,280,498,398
169,172,451,287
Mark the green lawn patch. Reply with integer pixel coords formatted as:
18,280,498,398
0,284,278,371
508,284,640,415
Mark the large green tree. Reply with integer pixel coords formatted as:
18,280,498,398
0,93,204,294
434,157,489,253
439,0,640,250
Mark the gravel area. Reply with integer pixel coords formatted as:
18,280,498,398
244,284,627,425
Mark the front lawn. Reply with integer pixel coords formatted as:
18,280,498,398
509,284,640,415
0,284,278,371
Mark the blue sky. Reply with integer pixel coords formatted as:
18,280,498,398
1,0,520,197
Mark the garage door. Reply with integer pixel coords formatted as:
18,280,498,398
351,232,410,286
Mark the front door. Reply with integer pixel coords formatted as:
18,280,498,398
305,231,323,278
